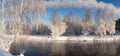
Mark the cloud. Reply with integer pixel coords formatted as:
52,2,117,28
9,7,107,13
44,0,120,15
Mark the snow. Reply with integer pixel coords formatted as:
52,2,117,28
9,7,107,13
0,34,14,51
1,35,120,44
18,35,120,43
0,49,12,56
0,49,24,56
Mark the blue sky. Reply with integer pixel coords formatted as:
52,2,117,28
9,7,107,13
43,0,120,24
97,0,120,7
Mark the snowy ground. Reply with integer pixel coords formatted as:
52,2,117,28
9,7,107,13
1,35,120,43
0,49,12,56
24,35,120,43
0,34,14,51
1,35,119,43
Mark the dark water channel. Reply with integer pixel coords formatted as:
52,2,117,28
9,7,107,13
10,40,120,56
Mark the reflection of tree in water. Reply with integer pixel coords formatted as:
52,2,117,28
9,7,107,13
116,45,120,56
9,40,120,56
50,42,66,56
65,42,118,56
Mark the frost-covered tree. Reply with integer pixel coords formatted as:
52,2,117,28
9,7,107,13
22,19,32,35
50,10,67,36
0,0,6,34
82,9,94,36
62,12,76,36
31,22,51,35
3,0,45,35
0,0,46,51
6,20,15,34
95,7,115,36
95,8,106,36
74,17,83,35
103,7,109,35
108,11,116,35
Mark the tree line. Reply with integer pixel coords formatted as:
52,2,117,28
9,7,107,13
0,0,116,36
49,7,116,36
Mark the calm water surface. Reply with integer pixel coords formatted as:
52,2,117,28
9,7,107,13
10,40,120,56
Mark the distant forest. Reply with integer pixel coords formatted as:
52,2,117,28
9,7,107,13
0,0,119,36
116,19,120,34
23,18,120,36
5,9,119,36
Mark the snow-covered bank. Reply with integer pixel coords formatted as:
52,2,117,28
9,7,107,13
0,34,14,51
0,49,12,56
1,35,120,46
14,35,120,43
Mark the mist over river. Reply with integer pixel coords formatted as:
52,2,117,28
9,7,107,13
10,39,120,56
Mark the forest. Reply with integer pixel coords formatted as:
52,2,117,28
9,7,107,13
0,0,118,36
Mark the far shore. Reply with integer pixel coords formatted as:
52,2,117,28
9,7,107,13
1,34,120,43
3,35,120,43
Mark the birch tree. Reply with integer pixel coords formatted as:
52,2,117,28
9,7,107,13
82,9,94,36
50,10,67,36
108,10,116,35
62,12,76,36
4,0,45,35
74,17,83,35
0,0,6,34
95,8,106,36
103,7,109,35
0,0,45,51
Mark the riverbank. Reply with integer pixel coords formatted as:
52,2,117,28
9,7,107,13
16,35,120,43
1,35,120,45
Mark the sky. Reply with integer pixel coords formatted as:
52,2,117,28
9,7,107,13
42,0,120,24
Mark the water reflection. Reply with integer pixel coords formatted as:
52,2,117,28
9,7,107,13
10,40,120,56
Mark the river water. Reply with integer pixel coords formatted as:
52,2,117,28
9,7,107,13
10,40,120,56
